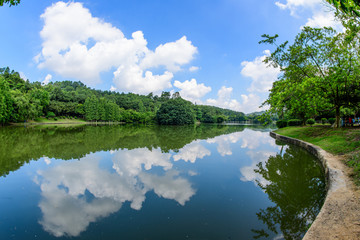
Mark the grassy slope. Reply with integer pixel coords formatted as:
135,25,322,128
275,125,360,184
26,117,86,124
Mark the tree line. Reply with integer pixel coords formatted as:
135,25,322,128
0,67,247,125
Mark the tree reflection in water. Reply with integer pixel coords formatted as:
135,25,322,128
252,144,326,240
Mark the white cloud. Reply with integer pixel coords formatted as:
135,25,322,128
239,93,267,113
19,72,28,81
43,157,51,165
36,149,195,237
189,66,199,72
112,148,172,177
206,132,243,156
109,86,117,92
275,0,322,16
174,78,211,103
140,36,197,72
305,10,340,29
36,1,197,94
239,151,274,187
173,141,211,163
241,50,280,93
275,0,342,30
113,65,174,95
42,74,52,85
205,86,267,114
139,171,196,206
205,86,242,112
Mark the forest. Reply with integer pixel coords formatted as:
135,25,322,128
0,67,248,125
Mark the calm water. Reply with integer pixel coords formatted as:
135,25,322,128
0,124,326,240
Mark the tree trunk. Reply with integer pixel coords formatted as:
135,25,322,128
335,106,340,128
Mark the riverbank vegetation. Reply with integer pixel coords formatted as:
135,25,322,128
0,67,248,125
275,126,360,184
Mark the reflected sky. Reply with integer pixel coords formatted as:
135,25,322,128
0,125,324,240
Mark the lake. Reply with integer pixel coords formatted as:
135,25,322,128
0,124,326,240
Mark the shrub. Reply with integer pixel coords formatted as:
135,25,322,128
54,117,58,121
306,119,315,126
47,111,56,118
276,120,288,128
328,118,336,125
288,119,302,126
321,118,327,124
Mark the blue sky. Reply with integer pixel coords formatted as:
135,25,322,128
0,0,341,113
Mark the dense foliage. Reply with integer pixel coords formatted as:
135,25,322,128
0,0,20,6
327,0,360,17
260,26,360,127
156,98,195,125
0,67,245,125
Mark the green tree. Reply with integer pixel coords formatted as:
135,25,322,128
156,98,195,125
260,27,360,127
0,0,20,7
0,76,13,124
327,0,360,17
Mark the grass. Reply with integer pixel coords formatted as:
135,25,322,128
24,117,86,124
275,125,360,184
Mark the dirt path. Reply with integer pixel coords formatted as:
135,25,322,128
270,132,360,240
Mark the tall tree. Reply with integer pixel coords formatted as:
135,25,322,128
260,27,360,127
0,76,13,124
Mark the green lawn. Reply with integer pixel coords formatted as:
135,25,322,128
275,125,360,184
29,117,87,124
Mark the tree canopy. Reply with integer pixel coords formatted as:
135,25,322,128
0,0,20,6
327,0,360,17
260,26,360,127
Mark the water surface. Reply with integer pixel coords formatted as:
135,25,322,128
0,125,326,239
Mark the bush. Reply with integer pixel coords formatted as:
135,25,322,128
47,111,56,118
328,118,336,125
276,120,288,128
288,119,302,126
306,119,315,126
54,117,58,121
321,118,327,124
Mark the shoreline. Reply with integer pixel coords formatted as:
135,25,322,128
270,132,360,239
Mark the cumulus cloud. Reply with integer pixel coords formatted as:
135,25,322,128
241,50,280,93
139,171,196,206
36,1,197,94
189,66,199,72
173,141,211,163
205,86,242,112
275,0,342,30
140,36,197,72
112,148,172,177
37,149,195,237
174,78,211,103
42,74,52,85
207,132,243,156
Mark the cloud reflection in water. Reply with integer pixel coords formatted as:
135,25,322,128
36,148,195,237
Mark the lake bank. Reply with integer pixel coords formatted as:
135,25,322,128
271,128,360,239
